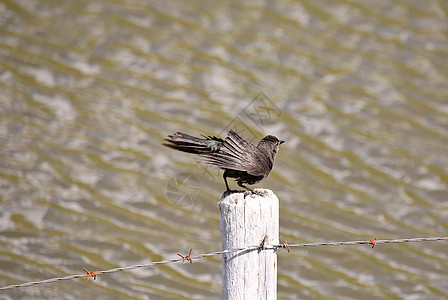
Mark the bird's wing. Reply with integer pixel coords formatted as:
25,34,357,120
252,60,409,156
201,130,272,176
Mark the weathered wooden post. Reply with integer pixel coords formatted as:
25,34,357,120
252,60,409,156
219,189,279,300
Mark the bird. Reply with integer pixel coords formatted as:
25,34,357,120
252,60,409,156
163,130,284,195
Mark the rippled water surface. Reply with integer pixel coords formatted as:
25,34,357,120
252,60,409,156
1,0,448,299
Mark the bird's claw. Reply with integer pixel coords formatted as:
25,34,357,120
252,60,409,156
222,189,242,199
244,190,265,198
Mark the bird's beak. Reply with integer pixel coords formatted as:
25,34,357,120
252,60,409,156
280,140,285,144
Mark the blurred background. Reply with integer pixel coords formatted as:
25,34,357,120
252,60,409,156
1,0,448,299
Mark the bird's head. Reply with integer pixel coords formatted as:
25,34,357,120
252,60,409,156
257,135,284,159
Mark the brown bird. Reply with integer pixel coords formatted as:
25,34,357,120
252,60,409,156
163,130,284,195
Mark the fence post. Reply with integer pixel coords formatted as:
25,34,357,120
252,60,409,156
219,189,279,300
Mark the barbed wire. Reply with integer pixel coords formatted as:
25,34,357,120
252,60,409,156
1,236,446,291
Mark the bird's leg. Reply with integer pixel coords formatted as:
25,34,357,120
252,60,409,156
223,173,231,191
223,172,238,194
237,182,265,197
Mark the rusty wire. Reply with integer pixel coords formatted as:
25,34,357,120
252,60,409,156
1,236,447,291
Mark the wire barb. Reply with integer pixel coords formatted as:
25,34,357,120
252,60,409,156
177,249,193,264
258,235,268,253
368,237,377,249
82,268,99,281
281,240,291,253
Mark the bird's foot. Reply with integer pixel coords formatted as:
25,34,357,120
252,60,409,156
244,189,266,198
222,189,242,197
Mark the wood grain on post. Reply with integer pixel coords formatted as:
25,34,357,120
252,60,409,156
219,189,279,300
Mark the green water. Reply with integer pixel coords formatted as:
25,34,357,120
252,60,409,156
1,0,447,298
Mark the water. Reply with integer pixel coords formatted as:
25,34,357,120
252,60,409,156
1,0,447,299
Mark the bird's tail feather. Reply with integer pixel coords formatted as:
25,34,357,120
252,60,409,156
163,132,223,154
